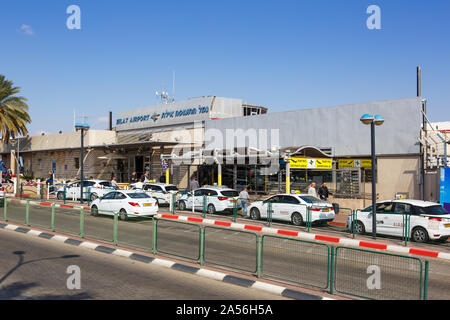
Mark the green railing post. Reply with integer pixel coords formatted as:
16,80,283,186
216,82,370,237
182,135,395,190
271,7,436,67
423,260,429,300
3,194,7,221
329,246,335,295
80,208,85,238
171,194,176,214
233,200,238,222
202,195,207,218
40,183,44,200
306,206,311,232
20,183,23,199
352,210,356,239
257,236,262,278
51,203,55,232
152,218,157,255
267,202,272,227
63,185,67,204
199,227,205,266
25,200,30,226
87,187,91,206
113,212,118,246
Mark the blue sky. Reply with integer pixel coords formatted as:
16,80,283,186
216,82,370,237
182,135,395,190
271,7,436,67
1,0,449,135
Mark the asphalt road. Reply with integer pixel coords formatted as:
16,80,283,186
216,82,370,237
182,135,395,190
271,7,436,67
0,228,289,300
3,201,450,300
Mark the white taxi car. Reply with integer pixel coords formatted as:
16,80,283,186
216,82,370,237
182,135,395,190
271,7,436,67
90,190,158,220
177,186,241,214
56,179,114,201
247,194,335,226
131,182,181,205
347,199,450,243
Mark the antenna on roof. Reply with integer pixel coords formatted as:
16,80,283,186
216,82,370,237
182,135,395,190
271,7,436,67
155,76,175,104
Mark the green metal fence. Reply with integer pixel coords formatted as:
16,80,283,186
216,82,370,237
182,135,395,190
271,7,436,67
261,235,330,289
333,246,424,300
0,198,434,300
203,226,257,273
155,219,201,261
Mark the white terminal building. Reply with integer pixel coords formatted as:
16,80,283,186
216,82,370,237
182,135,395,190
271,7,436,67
0,95,446,208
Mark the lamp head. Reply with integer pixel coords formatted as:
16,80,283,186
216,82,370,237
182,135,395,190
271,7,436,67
373,115,385,126
360,114,374,125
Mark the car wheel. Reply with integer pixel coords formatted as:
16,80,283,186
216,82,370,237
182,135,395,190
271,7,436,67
355,221,365,234
90,193,98,202
291,212,303,226
411,227,429,243
207,204,216,214
91,205,99,217
250,208,260,221
178,201,186,211
57,192,64,200
119,209,128,221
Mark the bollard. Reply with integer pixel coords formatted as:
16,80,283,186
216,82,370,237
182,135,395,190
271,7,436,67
113,212,118,246
25,200,30,226
51,203,55,232
80,208,85,238
171,194,176,214
233,200,238,222
306,206,311,232
40,183,44,200
20,183,23,199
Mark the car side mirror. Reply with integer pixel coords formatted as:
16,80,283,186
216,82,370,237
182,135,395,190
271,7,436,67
99,196,103,201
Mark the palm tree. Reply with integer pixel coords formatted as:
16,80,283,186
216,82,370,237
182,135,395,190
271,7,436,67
0,75,31,142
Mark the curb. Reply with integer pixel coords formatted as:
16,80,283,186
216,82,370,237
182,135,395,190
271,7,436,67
0,221,332,301
6,197,450,262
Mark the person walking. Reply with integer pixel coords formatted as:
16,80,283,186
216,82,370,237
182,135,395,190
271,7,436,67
318,182,330,202
308,182,317,197
189,176,200,192
130,171,137,184
111,176,118,189
239,187,250,217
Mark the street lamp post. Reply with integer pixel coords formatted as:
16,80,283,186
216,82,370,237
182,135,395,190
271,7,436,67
75,122,90,204
360,114,384,239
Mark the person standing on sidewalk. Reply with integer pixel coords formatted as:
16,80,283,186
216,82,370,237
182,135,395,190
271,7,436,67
318,182,330,202
189,176,200,192
308,182,317,197
239,187,250,217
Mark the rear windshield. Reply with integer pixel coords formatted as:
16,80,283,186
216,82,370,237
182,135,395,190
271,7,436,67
221,190,239,197
165,186,179,191
299,196,323,204
414,205,449,216
127,193,150,199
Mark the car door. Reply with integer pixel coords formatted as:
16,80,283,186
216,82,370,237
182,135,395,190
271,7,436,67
193,189,203,209
374,202,396,236
278,196,299,222
110,192,127,214
151,185,165,202
70,182,81,199
261,195,282,219
390,202,413,237
97,191,116,214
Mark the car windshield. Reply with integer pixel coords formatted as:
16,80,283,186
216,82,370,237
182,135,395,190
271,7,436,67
299,196,324,204
99,182,111,187
127,193,150,199
221,190,239,197
415,205,449,216
165,186,179,191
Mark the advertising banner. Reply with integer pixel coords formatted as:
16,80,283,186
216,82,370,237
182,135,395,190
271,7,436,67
440,167,450,212
290,158,332,169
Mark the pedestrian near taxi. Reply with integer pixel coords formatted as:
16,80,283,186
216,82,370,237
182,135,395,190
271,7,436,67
318,182,330,202
308,182,317,197
239,187,250,217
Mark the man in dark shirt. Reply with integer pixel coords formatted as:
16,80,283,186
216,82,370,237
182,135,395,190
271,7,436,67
318,182,330,202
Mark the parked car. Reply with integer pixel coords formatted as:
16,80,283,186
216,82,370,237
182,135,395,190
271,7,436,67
90,190,158,220
247,194,335,226
131,182,181,205
177,186,241,214
56,179,114,201
347,199,450,243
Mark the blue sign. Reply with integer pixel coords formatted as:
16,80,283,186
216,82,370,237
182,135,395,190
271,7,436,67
52,160,56,173
440,167,450,212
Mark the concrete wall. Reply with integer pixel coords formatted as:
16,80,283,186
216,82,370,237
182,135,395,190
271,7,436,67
377,156,420,201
